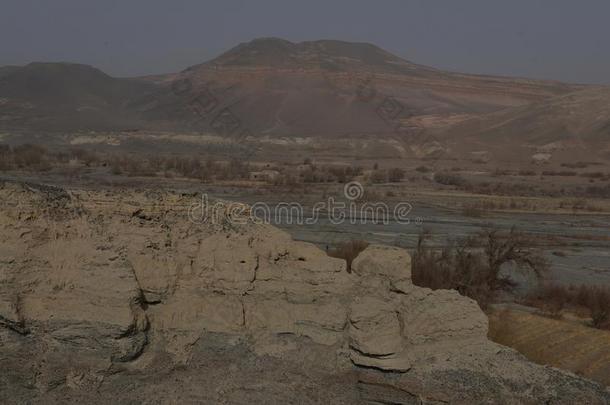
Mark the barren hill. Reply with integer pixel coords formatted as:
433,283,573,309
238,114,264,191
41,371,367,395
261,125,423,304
148,38,583,137
0,62,156,131
441,87,610,161
197,37,438,73
1,38,607,161
0,66,19,79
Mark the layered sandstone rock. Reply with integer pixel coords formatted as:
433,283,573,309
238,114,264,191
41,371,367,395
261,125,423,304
0,180,608,404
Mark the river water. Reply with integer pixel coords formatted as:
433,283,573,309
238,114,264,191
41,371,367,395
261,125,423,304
215,192,610,287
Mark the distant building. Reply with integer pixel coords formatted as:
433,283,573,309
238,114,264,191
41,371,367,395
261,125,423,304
532,153,552,165
68,158,82,167
249,170,280,181
296,164,312,173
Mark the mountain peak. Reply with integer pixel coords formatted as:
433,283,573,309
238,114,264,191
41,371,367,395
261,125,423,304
199,37,423,73
249,37,295,46
204,37,299,69
22,62,110,76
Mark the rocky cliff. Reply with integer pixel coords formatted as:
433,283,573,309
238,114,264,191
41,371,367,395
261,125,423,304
0,180,608,404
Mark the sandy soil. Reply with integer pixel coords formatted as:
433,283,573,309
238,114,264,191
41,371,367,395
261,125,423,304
489,305,610,386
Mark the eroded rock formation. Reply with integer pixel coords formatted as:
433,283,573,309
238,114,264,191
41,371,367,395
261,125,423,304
0,180,608,404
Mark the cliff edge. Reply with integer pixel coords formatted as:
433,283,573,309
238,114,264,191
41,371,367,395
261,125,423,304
0,180,608,404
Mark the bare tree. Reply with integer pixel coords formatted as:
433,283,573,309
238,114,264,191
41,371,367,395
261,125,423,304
412,227,548,309
482,227,549,292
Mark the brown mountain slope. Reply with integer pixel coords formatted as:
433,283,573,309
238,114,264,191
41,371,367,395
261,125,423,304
0,38,594,146
442,87,610,161
0,62,157,131
0,66,20,79
140,38,584,137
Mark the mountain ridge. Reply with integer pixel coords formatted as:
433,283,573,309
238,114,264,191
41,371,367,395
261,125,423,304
155,38,585,139
0,37,607,160
0,62,157,131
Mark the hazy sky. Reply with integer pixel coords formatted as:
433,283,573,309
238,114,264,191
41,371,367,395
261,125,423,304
1,0,609,84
